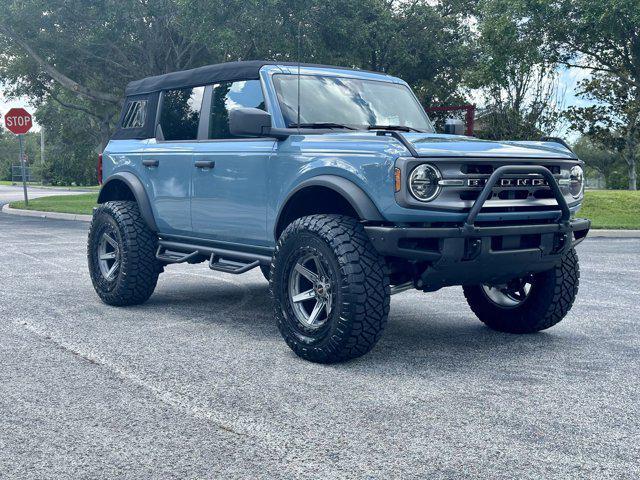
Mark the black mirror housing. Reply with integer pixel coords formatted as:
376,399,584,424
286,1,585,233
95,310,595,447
229,107,290,139
229,107,271,137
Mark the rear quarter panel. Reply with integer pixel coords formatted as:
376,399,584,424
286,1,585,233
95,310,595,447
102,139,149,187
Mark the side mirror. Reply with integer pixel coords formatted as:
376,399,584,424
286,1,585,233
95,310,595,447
229,107,273,137
229,108,290,140
443,118,465,135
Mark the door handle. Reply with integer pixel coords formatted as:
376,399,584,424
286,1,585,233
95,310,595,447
195,160,215,169
143,159,159,167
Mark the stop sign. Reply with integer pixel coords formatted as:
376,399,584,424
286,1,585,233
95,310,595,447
4,107,33,135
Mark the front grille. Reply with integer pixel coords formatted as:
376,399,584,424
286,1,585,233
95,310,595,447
463,164,494,175
533,189,555,199
452,161,569,212
394,157,577,214
461,164,561,175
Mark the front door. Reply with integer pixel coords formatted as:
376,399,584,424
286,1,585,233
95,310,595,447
191,81,275,247
144,86,206,235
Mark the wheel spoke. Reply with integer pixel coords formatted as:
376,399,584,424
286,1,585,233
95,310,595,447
292,289,315,303
106,261,119,280
308,299,325,325
482,280,531,308
99,252,117,261
295,263,319,283
324,296,332,317
103,233,118,249
314,257,327,279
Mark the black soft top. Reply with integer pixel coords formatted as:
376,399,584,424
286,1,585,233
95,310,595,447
113,60,385,141
125,60,374,96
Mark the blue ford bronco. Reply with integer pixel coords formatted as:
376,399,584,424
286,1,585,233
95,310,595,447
89,60,590,363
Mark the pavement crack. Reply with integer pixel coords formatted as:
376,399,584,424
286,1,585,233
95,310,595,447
16,320,248,437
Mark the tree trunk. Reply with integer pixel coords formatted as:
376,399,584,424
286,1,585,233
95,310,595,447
624,121,638,190
629,157,637,190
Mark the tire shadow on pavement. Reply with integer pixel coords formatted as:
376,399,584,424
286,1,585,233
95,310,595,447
136,279,575,372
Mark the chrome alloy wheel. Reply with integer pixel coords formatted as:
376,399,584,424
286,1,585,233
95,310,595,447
97,229,121,281
288,253,333,328
481,277,532,308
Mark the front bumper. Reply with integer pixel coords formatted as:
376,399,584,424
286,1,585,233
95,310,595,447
365,218,590,290
365,165,591,290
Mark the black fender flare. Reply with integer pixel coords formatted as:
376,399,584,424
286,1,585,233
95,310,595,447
97,172,158,232
274,175,384,237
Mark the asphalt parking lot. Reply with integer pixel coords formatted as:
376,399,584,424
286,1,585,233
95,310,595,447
0,212,638,479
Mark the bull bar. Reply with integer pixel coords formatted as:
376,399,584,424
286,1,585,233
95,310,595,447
365,165,591,290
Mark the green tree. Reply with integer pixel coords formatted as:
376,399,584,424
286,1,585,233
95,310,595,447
180,0,475,105
531,0,640,189
469,0,562,140
573,135,628,189
0,0,221,185
0,0,216,148
0,0,479,186
0,126,42,182
565,73,639,191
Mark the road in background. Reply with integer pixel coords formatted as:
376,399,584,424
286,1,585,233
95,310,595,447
0,185,90,206
0,213,638,479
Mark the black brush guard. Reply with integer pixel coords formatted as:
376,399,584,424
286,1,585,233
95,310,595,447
365,165,591,291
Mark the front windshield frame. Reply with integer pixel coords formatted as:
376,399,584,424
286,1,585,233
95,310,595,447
271,73,435,133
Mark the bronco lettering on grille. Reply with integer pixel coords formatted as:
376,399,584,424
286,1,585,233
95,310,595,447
468,178,548,188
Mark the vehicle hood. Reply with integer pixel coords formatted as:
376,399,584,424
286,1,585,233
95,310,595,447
403,133,576,159
297,132,577,160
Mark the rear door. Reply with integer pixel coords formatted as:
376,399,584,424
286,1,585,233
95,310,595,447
191,80,275,247
143,86,205,235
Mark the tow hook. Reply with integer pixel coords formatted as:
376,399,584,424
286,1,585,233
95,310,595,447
464,238,482,260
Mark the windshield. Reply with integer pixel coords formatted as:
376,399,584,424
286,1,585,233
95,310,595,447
272,74,435,132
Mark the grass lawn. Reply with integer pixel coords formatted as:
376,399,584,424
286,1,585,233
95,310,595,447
6,189,639,229
581,190,640,229
38,184,100,191
0,180,41,186
10,193,98,215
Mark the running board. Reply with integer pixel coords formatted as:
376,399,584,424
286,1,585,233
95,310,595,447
157,239,271,273
209,254,260,274
156,246,200,264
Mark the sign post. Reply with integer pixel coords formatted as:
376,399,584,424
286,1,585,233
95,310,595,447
4,107,33,205
19,134,28,205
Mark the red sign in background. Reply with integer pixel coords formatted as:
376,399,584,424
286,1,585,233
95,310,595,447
4,107,33,135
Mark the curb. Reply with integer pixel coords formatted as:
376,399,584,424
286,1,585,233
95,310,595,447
587,229,640,238
1,204,92,222
1,204,639,238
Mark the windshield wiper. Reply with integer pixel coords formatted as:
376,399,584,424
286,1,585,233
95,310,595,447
368,125,422,133
289,122,356,130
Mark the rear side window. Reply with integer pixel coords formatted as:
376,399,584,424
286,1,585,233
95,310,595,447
159,86,205,141
122,100,147,129
209,80,265,139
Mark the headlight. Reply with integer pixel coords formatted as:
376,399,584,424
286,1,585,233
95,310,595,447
409,164,441,202
569,165,584,198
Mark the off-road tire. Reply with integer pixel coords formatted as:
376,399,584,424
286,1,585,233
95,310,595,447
463,248,580,333
270,214,390,363
88,201,161,306
260,264,271,281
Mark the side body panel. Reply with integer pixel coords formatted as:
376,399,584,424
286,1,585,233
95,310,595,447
191,139,276,246
143,140,195,235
